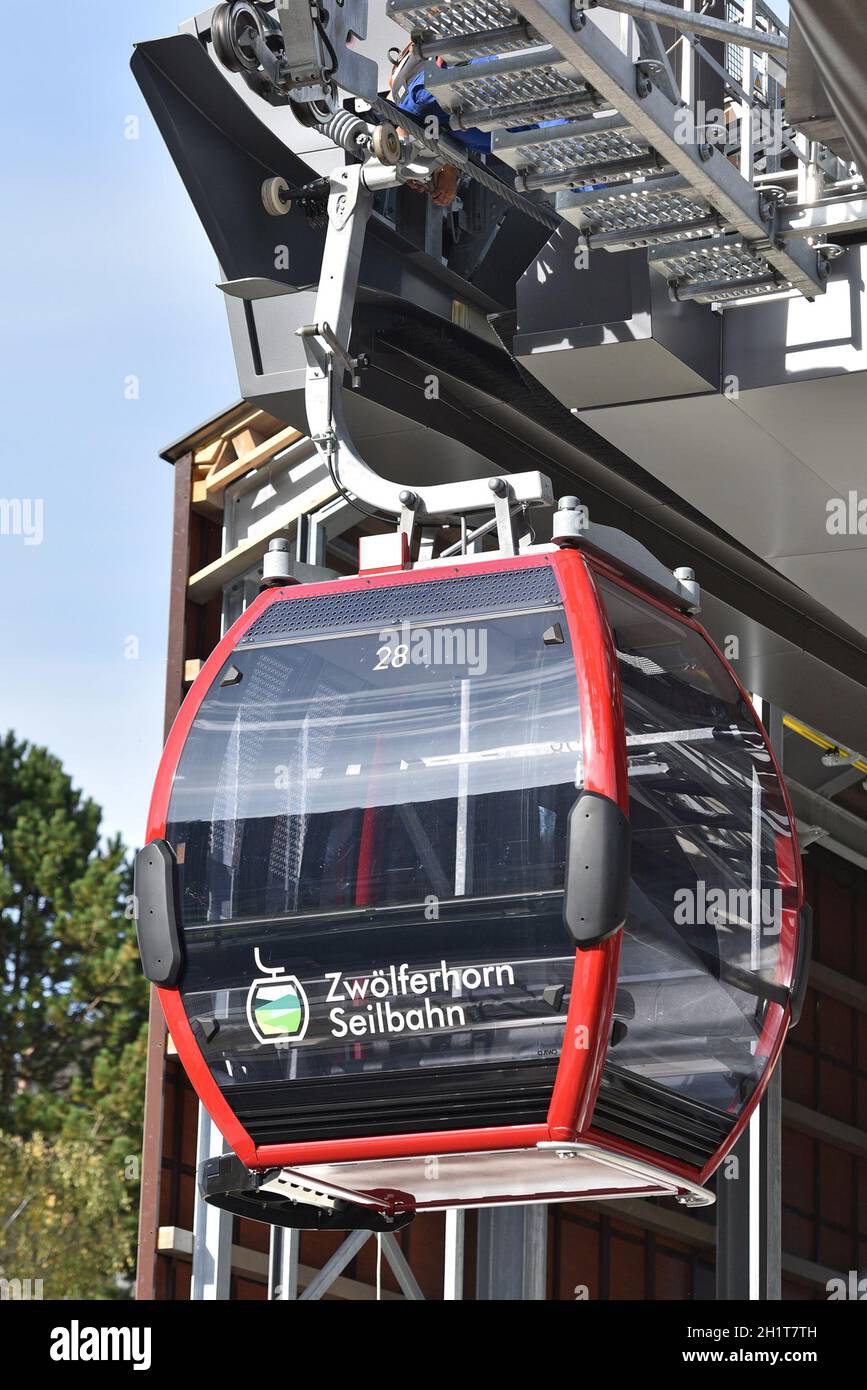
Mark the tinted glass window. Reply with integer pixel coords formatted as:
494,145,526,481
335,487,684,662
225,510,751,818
181,897,574,1087
596,578,797,1115
167,608,583,925
167,600,584,1085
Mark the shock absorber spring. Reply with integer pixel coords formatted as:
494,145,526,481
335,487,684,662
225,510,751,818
318,109,372,156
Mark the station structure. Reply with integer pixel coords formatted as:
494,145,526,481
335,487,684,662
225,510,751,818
133,0,867,1299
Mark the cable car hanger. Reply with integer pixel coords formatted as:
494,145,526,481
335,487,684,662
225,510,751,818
291,112,555,558
255,83,701,610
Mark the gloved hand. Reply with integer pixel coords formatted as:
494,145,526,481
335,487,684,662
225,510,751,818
430,165,459,206
404,164,459,206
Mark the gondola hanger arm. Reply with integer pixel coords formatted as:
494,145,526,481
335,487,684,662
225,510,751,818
297,143,553,549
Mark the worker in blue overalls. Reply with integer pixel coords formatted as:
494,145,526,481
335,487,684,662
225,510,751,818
389,45,592,210
389,43,492,207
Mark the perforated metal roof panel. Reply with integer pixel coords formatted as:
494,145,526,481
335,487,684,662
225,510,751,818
240,566,562,645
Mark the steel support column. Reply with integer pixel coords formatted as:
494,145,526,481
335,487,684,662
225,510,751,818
191,1105,232,1300
476,1206,548,1300
443,1209,466,1300
740,0,756,185
716,1072,782,1299
715,699,783,1300
268,1228,300,1301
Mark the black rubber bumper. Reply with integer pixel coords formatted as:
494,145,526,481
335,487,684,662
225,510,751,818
198,1153,415,1232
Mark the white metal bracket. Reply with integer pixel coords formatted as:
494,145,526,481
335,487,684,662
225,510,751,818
301,157,554,548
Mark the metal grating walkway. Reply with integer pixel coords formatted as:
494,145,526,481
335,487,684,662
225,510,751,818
386,0,828,305
425,46,601,128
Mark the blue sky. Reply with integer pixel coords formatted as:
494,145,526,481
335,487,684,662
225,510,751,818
0,4,239,850
0,1,791,852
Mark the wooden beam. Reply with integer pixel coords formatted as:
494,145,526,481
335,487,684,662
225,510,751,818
216,408,263,442
136,449,197,1302
588,1197,839,1290
193,439,230,471
229,427,264,460
187,475,337,602
783,1100,867,1159
809,961,867,1014
205,425,304,497
157,1227,404,1298
190,482,225,520
162,453,194,734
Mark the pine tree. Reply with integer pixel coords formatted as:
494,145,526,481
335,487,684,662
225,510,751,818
0,731,149,1294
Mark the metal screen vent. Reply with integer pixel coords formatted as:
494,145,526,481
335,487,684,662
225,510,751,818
241,565,561,645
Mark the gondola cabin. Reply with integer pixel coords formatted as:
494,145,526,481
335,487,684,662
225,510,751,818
136,533,808,1230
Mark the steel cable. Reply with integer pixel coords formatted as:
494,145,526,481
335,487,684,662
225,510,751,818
370,94,561,231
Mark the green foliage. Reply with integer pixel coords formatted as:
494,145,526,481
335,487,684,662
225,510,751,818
0,731,149,1296
0,1132,133,1299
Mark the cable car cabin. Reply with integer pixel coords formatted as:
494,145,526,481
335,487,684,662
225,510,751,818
136,543,808,1231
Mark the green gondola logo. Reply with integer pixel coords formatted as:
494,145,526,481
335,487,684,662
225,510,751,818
246,948,310,1046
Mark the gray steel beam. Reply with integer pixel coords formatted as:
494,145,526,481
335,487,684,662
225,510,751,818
268,1227,300,1300
688,33,754,106
816,765,865,799
787,780,867,870
783,1101,867,1160
590,0,788,54
716,1031,782,1300
784,196,867,239
380,1234,426,1300
191,1106,232,1301
443,1209,465,1300
476,1206,548,1300
514,0,825,295
606,1199,840,1292
808,963,867,1016
715,698,783,1301
755,0,786,36
632,15,680,105
298,1230,371,1301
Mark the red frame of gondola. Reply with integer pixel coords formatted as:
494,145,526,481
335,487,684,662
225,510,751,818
146,546,802,1189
